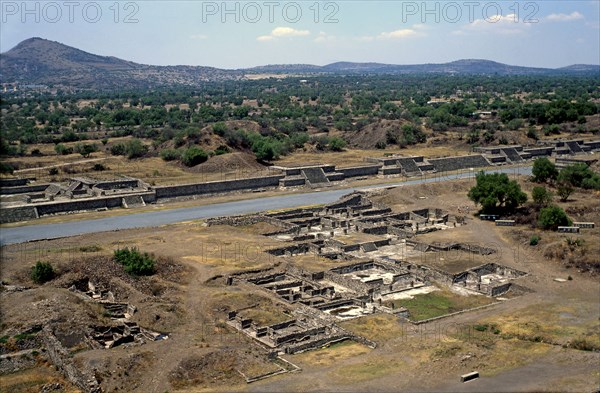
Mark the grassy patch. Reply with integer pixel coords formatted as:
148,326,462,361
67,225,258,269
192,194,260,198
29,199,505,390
386,288,495,322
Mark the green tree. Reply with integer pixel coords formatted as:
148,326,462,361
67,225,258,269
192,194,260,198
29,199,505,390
125,139,148,159
75,143,99,158
531,186,553,208
468,172,528,213
54,143,73,155
160,149,181,161
30,261,54,284
558,163,600,190
328,136,347,151
181,146,208,166
531,157,558,183
538,205,571,230
556,180,574,202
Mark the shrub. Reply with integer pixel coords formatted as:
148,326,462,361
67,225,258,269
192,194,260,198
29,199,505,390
92,163,106,171
30,261,54,284
75,143,98,158
556,180,574,202
558,163,600,190
538,205,571,230
125,139,148,159
0,162,14,174
54,143,73,155
531,186,553,208
110,143,127,156
529,235,540,246
48,167,59,176
531,158,558,183
160,149,181,161
181,146,208,167
213,145,230,155
113,247,155,276
328,136,347,151
212,122,227,136
526,128,538,140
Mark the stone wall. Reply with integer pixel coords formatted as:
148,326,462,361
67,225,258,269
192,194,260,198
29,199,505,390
155,175,284,199
0,205,39,223
428,155,490,172
0,184,48,195
338,165,381,178
35,192,155,216
0,178,29,187
42,327,101,393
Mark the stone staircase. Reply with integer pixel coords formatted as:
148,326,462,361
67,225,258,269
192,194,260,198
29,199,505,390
501,147,523,163
121,195,146,209
301,168,331,188
396,158,422,176
566,141,583,153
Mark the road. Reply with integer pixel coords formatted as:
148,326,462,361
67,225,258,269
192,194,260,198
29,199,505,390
0,166,531,245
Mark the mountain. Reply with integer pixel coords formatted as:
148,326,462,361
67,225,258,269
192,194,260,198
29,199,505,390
0,37,243,89
1,38,598,90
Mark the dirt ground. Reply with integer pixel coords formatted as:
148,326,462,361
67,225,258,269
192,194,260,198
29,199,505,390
1,178,599,392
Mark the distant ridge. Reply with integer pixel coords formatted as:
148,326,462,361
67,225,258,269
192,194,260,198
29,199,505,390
1,37,598,89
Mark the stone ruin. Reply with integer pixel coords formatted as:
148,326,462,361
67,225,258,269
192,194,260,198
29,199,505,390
211,191,528,354
67,278,167,349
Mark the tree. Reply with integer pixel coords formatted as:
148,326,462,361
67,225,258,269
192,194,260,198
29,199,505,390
30,261,54,284
328,136,347,151
558,163,600,190
531,186,553,208
75,143,98,158
125,139,148,159
160,149,181,161
54,143,73,155
531,157,558,183
556,180,574,202
538,205,571,230
181,146,208,166
468,172,528,213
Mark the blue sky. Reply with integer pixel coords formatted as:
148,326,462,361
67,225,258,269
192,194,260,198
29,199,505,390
1,1,599,68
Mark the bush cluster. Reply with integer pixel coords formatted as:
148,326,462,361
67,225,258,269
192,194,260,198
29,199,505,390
30,261,55,284
113,247,156,276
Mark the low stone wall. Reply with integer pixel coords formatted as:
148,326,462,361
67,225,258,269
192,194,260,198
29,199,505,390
338,165,381,178
35,192,155,217
0,205,39,223
42,327,101,393
0,184,48,195
428,155,490,172
155,175,284,199
0,178,29,187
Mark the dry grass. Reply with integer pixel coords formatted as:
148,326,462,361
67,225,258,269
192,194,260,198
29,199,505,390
0,366,76,393
339,314,405,342
290,340,370,367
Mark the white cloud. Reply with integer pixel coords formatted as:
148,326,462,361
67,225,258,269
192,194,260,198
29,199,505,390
257,27,310,41
356,25,426,42
256,35,275,42
453,14,531,36
189,34,208,40
314,31,336,43
378,28,419,39
546,11,584,21
271,27,310,37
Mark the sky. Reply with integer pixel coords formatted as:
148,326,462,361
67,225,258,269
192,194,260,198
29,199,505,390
1,0,599,69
